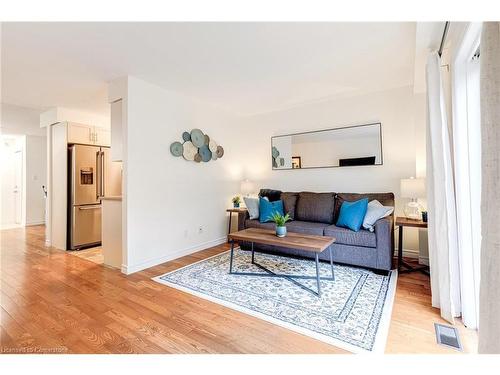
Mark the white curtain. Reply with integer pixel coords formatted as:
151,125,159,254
426,52,461,323
451,23,483,330
478,22,500,354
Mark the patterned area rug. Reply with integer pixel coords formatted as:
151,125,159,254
153,247,397,353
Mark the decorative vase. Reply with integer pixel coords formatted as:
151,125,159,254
233,202,240,208
422,211,428,222
276,226,287,237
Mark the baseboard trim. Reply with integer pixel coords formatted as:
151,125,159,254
394,248,429,265
25,221,45,227
121,236,227,275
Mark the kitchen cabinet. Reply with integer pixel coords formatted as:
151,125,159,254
110,100,123,161
94,127,111,147
67,122,110,147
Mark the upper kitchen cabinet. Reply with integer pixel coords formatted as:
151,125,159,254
110,100,123,161
67,122,110,147
94,127,111,147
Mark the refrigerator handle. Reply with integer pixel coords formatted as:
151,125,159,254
96,151,101,200
100,150,105,198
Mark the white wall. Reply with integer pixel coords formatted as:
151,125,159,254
24,135,47,225
123,77,240,273
1,104,47,227
236,86,423,251
1,103,44,136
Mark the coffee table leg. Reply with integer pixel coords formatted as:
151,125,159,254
315,253,321,297
251,242,255,264
329,247,335,281
229,240,234,274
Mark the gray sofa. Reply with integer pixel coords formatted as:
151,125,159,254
238,189,395,272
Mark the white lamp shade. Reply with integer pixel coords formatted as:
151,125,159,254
240,179,254,196
400,177,426,198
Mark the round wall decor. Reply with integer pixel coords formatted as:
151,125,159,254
171,129,224,164
199,145,212,162
170,141,184,157
182,141,198,161
190,129,205,147
209,139,218,152
216,145,224,158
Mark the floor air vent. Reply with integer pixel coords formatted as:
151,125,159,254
434,323,462,351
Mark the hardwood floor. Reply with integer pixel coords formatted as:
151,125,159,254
0,225,477,354
69,247,103,265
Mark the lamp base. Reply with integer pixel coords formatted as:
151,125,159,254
404,201,423,220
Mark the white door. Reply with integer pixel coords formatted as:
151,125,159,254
14,149,23,224
1,136,23,228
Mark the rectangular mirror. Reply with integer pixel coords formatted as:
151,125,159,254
271,122,383,170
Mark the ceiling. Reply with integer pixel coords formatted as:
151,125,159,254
2,22,418,116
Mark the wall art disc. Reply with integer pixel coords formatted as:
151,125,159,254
209,139,218,152
170,141,183,157
182,131,191,142
199,145,212,162
216,145,224,158
194,153,202,163
190,129,205,148
182,141,197,161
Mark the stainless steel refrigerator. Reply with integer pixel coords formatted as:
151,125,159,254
68,144,122,250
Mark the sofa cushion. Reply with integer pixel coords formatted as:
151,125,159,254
258,188,282,202
324,224,377,248
295,192,336,224
335,193,394,222
285,220,329,236
281,192,298,220
245,219,276,231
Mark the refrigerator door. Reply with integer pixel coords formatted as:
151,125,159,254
71,144,101,205
101,147,122,197
70,205,101,249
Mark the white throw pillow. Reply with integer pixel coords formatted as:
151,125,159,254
243,196,260,220
362,200,394,232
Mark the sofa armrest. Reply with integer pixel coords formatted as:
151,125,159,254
237,209,249,231
374,216,395,270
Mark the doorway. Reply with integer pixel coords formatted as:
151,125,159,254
1,135,25,229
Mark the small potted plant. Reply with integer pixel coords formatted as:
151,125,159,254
232,196,241,208
269,212,291,237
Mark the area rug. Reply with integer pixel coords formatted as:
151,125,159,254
153,247,397,353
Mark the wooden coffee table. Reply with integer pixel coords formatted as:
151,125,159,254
227,228,336,297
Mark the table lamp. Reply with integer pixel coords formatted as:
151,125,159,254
240,179,254,197
400,177,426,220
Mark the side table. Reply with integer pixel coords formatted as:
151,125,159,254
226,208,248,243
395,216,430,275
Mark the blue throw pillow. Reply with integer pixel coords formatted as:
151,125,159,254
336,198,369,232
259,198,284,223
